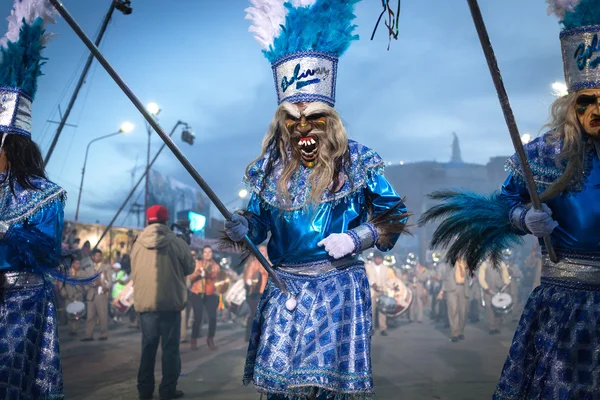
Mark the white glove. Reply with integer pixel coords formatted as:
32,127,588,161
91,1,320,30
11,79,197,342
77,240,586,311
318,233,355,259
524,204,559,238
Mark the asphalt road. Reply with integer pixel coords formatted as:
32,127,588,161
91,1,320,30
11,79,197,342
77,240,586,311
61,313,519,400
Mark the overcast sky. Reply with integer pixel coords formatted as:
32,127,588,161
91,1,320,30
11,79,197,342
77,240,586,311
15,0,564,225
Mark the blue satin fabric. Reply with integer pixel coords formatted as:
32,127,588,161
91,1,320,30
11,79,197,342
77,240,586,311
501,137,600,256
244,264,374,399
0,203,64,271
245,172,405,266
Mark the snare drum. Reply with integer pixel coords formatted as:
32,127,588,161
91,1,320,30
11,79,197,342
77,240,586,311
491,292,513,314
66,301,86,321
112,282,134,313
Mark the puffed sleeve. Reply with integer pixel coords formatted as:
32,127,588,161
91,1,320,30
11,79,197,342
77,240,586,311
499,173,531,234
0,200,64,271
346,173,409,253
243,193,271,246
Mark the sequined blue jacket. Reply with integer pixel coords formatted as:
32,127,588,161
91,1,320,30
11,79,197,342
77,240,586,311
501,133,600,258
243,140,407,266
0,173,66,273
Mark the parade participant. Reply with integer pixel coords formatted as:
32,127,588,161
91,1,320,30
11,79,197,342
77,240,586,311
131,205,194,400
409,262,428,323
477,258,510,335
82,249,112,341
0,1,88,397
437,258,468,342
188,245,220,351
365,250,397,336
224,1,409,397
243,244,269,342
65,255,88,336
421,1,600,397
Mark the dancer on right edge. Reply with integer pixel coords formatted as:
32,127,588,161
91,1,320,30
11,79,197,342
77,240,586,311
421,1,600,397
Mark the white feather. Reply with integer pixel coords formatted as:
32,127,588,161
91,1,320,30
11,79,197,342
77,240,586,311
546,0,581,19
245,0,287,50
0,0,57,48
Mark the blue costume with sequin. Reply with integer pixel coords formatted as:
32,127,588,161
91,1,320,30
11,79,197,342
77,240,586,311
0,173,67,399
241,141,407,399
492,134,600,399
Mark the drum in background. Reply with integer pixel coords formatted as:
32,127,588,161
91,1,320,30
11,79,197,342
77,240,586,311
377,277,413,318
66,301,86,321
491,292,513,315
112,281,134,313
225,279,246,316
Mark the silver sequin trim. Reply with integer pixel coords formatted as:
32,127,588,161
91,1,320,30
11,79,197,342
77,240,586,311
542,255,600,283
350,224,376,252
0,86,32,137
561,25,600,92
278,257,363,276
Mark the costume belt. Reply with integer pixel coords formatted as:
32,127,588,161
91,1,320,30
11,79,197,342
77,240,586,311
542,255,600,285
277,257,364,276
1,270,45,289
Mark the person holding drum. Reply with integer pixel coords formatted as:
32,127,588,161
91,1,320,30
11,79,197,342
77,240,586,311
477,259,510,335
65,255,88,336
366,251,399,336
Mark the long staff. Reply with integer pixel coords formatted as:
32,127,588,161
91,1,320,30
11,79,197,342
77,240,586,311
466,0,558,262
48,0,289,292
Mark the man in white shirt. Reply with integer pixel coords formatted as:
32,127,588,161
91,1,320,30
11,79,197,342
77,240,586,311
365,251,396,336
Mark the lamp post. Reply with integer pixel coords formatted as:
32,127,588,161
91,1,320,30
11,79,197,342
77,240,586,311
225,189,250,208
144,102,161,225
75,121,134,221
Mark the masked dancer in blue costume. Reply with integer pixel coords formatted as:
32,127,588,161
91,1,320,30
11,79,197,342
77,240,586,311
0,1,87,398
222,1,410,399
420,1,600,398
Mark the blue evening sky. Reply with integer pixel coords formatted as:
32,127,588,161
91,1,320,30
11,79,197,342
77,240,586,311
9,0,563,225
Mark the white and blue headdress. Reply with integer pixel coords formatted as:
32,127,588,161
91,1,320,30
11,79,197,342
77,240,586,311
245,0,361,107
548,0,600,92
0,0,55,139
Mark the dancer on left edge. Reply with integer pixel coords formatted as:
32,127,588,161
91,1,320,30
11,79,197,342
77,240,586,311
0,1,90,398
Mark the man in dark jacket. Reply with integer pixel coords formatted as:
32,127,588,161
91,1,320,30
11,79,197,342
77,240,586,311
131,205,194,400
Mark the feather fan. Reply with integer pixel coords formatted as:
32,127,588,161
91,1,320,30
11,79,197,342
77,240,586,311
418,190,524,273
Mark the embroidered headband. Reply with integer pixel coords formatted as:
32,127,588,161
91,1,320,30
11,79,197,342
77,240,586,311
548,0,600,92
245,0,361,107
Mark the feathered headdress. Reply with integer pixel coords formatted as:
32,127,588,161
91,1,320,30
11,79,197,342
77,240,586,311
245,0,361,107
0,0,56,138
547,0,600,92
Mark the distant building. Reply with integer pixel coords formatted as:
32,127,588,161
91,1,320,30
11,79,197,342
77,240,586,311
384,134,511,261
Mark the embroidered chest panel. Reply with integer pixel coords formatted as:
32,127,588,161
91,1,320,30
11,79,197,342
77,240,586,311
244,140,385,211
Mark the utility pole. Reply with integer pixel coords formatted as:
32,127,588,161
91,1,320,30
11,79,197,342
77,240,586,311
44,0,133,166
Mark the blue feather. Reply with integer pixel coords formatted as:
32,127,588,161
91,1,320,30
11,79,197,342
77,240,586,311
0,17,47,99
265,0,361,63
562,0,600,30
418,190,524,273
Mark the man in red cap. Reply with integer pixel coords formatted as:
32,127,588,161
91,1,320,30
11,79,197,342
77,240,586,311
131,205,194,400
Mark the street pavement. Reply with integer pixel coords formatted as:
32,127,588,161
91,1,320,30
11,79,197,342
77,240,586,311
61,315,519,400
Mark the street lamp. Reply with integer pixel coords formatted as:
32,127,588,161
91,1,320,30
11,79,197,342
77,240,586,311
521,132,532,144
225,189,250,208
75,122,135,221
145,102,161,225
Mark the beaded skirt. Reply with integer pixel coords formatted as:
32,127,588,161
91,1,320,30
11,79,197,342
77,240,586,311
0,274,63,400
243,263,374,400
493,277,600,399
